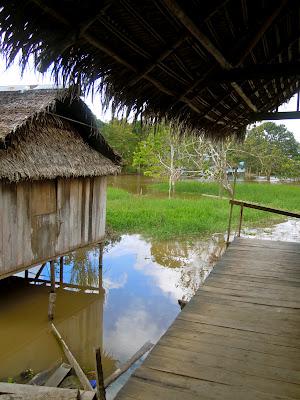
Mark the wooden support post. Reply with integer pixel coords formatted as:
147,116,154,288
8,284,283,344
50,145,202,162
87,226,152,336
99,243,104,290
51,323,93,392
48,260,56,321
226,167,238,247
95,348,106,400
238,204,244,237
35,263,46,281
60,256,64,286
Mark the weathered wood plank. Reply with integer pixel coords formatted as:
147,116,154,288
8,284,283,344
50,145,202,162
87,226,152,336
159,332,300,370
1,176,107,279
0,382,95,400
142,354,300,398
133,367,294,400
44,363,72,387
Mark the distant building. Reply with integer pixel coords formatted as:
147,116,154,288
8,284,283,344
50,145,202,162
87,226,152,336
227,161,246,175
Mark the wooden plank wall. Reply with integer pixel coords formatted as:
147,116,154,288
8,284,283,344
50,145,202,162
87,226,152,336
0,176,107,278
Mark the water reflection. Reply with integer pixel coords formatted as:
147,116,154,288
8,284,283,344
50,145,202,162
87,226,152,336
0,232,225,383
242,218,300,242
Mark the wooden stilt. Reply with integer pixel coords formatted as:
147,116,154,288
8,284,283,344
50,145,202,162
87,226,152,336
98,243,104,290
60,256,64,286
48,260,56,321
95,348,106,400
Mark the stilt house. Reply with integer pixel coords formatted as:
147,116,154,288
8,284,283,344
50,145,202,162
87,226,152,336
0,88,121,279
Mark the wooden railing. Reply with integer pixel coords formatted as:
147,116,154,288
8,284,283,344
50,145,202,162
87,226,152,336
226,199,300,245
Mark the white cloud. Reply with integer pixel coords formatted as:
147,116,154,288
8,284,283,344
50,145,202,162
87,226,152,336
104,302,162,361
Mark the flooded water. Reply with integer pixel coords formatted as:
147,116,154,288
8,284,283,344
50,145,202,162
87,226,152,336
0,233,226,382
1,174,299,397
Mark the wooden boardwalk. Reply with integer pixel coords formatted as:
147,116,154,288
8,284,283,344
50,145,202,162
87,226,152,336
116,238,300,400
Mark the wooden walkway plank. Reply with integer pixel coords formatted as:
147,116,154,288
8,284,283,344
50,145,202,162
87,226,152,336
44,363,72,387
116,238,300,400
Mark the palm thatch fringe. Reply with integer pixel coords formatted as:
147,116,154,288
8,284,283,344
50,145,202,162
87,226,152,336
0,1,299,137
0,89,121,182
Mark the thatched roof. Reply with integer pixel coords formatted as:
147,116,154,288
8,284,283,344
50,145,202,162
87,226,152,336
0,89,121,182
1,1,300,138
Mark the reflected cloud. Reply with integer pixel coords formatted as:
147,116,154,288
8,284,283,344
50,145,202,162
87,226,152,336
104,273,128,290
105,301,162,362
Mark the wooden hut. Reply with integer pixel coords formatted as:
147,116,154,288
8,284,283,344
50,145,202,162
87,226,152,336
0,88,121,280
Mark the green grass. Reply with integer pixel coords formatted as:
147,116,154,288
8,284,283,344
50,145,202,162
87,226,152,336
152,181,300,211
106,182,300,240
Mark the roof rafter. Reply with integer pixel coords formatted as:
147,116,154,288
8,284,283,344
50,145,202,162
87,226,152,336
235,0,288,66
162,0,257,112
30,0,205,116
128,35,187,87
213,63,300,82
175,2,295,113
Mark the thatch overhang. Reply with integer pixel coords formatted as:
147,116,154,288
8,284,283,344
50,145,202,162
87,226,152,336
0,89,121,182
1,1,300,138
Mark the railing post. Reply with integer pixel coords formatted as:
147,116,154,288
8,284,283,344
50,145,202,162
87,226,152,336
226,166,238,247
238,204,244,237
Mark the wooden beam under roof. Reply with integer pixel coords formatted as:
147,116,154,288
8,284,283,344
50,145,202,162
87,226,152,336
235,0,289,66
214,63,300,82
250,111,300,121
162,0,257,112
30,0,205,116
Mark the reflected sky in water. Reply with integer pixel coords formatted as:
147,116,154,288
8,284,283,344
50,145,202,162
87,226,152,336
101,233,225,363
3,232,224,381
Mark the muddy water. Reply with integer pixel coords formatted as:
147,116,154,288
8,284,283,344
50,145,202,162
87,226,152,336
1,174,299,395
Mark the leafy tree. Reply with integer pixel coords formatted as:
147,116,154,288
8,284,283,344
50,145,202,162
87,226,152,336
242,122,300,179
133,125,185,197
100,119,144,171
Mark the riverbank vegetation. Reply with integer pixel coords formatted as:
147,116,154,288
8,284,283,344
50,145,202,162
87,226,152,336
102,119,300,197
106,182,300,240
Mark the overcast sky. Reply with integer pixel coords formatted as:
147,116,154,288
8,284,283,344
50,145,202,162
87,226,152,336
1,57,300,141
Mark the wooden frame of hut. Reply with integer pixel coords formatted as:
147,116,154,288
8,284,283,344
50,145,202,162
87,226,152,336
0,88,121,280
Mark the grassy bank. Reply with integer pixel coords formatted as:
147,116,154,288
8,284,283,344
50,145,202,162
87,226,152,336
152,181,300,211
106,182,300,240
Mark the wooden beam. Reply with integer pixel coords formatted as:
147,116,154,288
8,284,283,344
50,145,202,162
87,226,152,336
0,383,82,400
236,0,289,66
230,199,300,219
231,82,257,112
30,0,204,116
51,323,94,392
250,111,300,121
29,277,100,292
162,0,257,112
44,363,72,388
35,263,46,281
162,0,231,69
214,63,300,82
95,348,106,400
60,256,64,285
128,35,186,87
104,341,153,388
